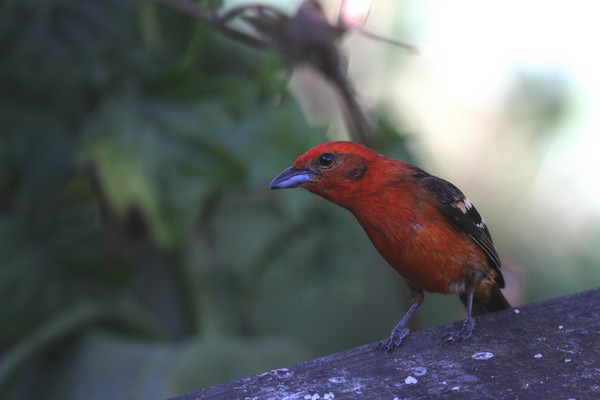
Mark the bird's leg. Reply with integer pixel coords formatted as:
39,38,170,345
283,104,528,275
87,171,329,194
376,286,423,352
443,289,476,344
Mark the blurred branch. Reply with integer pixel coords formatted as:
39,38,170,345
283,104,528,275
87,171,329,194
156,0,272,50
336,0,419,56
155,0,382,144
353,26,419,56
190,190,227,336
238,213,316,336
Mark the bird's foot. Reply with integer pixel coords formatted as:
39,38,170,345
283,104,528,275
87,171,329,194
443,317,475,344
376,327,410,353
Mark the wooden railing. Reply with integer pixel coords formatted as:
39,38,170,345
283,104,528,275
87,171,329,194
171,288,600,399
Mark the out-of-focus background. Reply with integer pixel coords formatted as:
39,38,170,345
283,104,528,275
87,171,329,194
1,0,599,398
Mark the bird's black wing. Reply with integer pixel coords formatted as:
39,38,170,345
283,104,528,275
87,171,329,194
416,170,505,288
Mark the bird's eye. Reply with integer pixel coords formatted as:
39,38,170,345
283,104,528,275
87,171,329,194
318,153,335,167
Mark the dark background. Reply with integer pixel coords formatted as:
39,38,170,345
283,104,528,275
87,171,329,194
1,0,599,398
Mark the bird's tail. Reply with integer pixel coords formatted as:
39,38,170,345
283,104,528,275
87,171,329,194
461,285,511,317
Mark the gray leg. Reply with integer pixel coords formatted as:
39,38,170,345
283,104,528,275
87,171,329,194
376,284,424,352
443,289,476,344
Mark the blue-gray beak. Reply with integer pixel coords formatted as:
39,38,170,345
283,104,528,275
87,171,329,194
269,166,314,189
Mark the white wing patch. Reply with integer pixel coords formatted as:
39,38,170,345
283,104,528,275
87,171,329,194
453,197,473,214
476,217,487,229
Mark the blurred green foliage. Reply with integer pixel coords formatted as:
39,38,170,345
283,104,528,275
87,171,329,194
0,0,423,398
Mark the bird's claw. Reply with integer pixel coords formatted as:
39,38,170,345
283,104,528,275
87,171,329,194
376,327,410,353
443,317,475,344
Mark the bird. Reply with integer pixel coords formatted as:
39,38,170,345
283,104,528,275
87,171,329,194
269,141,510,351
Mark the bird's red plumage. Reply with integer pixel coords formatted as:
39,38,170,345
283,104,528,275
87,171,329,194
296,143,496,296
271,140,510,350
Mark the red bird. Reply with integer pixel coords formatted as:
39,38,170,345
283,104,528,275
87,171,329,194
269,141,510,351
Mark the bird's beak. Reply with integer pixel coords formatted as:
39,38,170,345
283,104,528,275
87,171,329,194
269,166,314,189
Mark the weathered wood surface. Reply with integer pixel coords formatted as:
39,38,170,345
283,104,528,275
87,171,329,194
172,289,600,399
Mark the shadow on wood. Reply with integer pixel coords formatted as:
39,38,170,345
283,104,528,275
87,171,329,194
171,289,600,399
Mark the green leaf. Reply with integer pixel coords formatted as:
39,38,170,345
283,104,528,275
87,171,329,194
79,92,251,247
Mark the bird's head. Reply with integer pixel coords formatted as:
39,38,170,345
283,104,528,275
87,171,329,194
269,141,384,206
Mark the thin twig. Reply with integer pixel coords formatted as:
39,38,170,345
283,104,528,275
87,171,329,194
354,26,420,56
156,0,272,49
